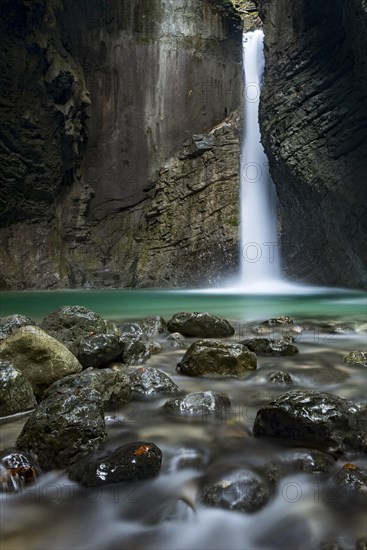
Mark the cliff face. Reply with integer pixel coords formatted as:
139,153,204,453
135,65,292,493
0,0,243,289
256,0,367,288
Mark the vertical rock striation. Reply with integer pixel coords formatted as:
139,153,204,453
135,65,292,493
256,0,367,288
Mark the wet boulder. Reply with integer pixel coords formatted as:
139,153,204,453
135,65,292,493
42,367,131,406
75,332,125,369
0,360,37,416
129,367,180,397
177,340,257,377
241,337,298,356
0,314,37,341
69,441,162,486
164,391,230,419
40,306,119,354
253,390,367,455
344,350,367,367
140,316,167,336
0,449,41,492
327,463,367,509
264,448,336,483
201,469,270,513
167,312,235,338
267,370,293,385
260,316,294,328
166,332,186,348
17,388,107,470
119,323,151,365
0,326,82,397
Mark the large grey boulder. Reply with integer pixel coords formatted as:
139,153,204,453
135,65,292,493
0,326,82,397
167,312,235,337
177,340,256,377
0,360,36,416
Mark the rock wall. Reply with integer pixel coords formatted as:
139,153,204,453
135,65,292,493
0,0,243,289
256,0,367,288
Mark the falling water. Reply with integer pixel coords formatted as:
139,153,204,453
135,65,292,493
240,30,283,291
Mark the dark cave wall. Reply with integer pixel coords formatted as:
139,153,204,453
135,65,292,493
256,0,367,288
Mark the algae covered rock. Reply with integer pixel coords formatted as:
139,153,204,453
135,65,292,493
69,441,163,487
167,312,235,337
253,390,367,455
164,391,230,418
0,360,37,416
177,339,257,377
0,326,82,396
17,388,107,470
344,350,367,367
129,367,180,397
43,367,131,406
0,314,37,341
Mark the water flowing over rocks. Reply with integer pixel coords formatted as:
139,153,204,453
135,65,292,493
177,340,257,376
0,360,37,416
68,441,163,487
129,367,180,397
164,391,230,418
42,367,131,407
0,325,82,397
17,388,107,470
253,390,367,455
0,449,41,493
167,312,235,338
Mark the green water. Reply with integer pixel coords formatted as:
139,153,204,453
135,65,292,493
0,289,366,323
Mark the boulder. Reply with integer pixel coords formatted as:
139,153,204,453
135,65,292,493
129,367,180,397
75,332,125,369
0,360,36,416
253,390,367,455
344,350,367,367
177,340,256,377
42,367,131,406
0,314,37,341
166,332,186,348
0,326,82,396
167,312,235,338
17,388,107,470
119,322,151,365
69,441,162,486
326,463,367,509
267,371,293,385
264,448,336,484
140,316,167,336
200,469,270,513
164,391,230,418
241,337,298,356
40,306,119,354
0,449,41,493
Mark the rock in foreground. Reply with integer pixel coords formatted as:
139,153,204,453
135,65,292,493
253,390,367,455
167,312,235,337
0,360,37,416
129,367,180,397
17,388,107,470
164,391,230,418
0,449,41,492
69,441,162,486
177,340,256,377
0,326,82,396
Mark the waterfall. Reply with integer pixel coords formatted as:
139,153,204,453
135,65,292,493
240,30,283,291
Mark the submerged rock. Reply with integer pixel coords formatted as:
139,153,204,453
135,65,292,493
119,323,151,365
17,388,107,470
344,350,367,367
43,367,131,406
241,337,298,356
140,316,167,336
40,306,120,354
167,312,235,337
327,463,367,509
267,370,293,385
0,326,82,397
69,441,162,486
200,469,270,513
177,340,257,377
264,448,336,484
75,332,125,369
129,367,180,397
253,390,367,455
0,314,37,341
164,391,230,418
0,449,41,492
0,360,37,416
